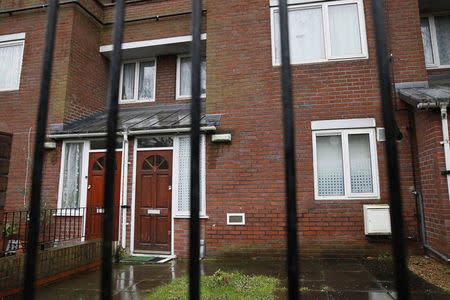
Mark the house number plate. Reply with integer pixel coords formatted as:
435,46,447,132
147,209,161,215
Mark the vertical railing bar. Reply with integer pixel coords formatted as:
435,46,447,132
101,0,125,299
22,1,59,298
278,1,300,299
189,0,202,299
371,1,409,299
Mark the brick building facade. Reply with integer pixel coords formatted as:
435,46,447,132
0,0,449,260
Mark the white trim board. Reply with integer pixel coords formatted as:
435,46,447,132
311,118,376,131
0,32,25,43
100,34,207,53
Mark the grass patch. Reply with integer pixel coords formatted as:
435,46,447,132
147,270,280,300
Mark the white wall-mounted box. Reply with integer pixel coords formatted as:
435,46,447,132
363,204,391,235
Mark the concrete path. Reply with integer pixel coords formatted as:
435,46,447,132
21,258,449,299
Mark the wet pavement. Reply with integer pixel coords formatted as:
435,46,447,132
17,258,450,299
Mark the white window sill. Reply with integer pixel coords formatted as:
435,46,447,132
273,55,369,67
426,65,450,70
176,95,207,101
0,87,20,92
119,99,155,104
173,215,209,219
315,196,380,201
53,211,84,217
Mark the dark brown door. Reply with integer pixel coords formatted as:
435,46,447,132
86,152,122,240
135,150,172,253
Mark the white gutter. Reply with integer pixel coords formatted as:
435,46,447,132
120,131,129,249
47,126,217,139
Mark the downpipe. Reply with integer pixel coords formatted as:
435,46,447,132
439,105,450,202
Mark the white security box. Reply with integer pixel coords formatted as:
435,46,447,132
363,204,391,235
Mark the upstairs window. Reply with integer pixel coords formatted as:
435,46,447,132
119,59,156,103
421,16,450,68
176,55,206,99
270,0,368,65
0,33,25,91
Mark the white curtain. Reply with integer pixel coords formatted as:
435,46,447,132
62,143,83,208
421,18,435,65
201,60,207,95
348,134,373,193
0,42,24,90
177,136,205,214
329,4,362,57
274,7,325,64
180,57,191,97
121,63,135,100
138,61,155,99
435,16,450,65
316,135,344,196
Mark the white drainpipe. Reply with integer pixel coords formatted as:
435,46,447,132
120,131,129,249
440,105,450,202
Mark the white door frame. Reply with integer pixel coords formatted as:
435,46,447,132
130,138,174,256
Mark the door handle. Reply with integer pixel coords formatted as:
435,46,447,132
168,185,172,191
88,185,91,190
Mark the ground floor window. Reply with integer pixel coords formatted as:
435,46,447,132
312,119,379,200
58,142,85,208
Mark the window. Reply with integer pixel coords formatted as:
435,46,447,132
119,59,156,102
176,55,206,99
421,16,450,68
312,121,379,200
0,33,25,91
173,135,206,216
270,0,368,65
59,142,85,208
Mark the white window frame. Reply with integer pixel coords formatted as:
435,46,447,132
118,58,157,104
270,0,368,66
176,54,207,100
227,213,246,225
421,15,450,69
172,135,207,217
312,127,379,200
0,33,26,92
57,140,89,215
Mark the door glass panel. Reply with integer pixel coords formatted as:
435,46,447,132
142,155,168,170
137,136,173,148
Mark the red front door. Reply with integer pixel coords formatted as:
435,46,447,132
135,150,172,253
86,152,122,240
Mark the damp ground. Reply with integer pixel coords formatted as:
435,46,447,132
23,257,450,299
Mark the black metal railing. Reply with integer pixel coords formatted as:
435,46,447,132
1,207,85,257
19,0,410,299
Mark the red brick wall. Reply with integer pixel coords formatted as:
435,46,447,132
204,0,421,255
413,110,450,257
0,132,12,210
0,0,437,257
